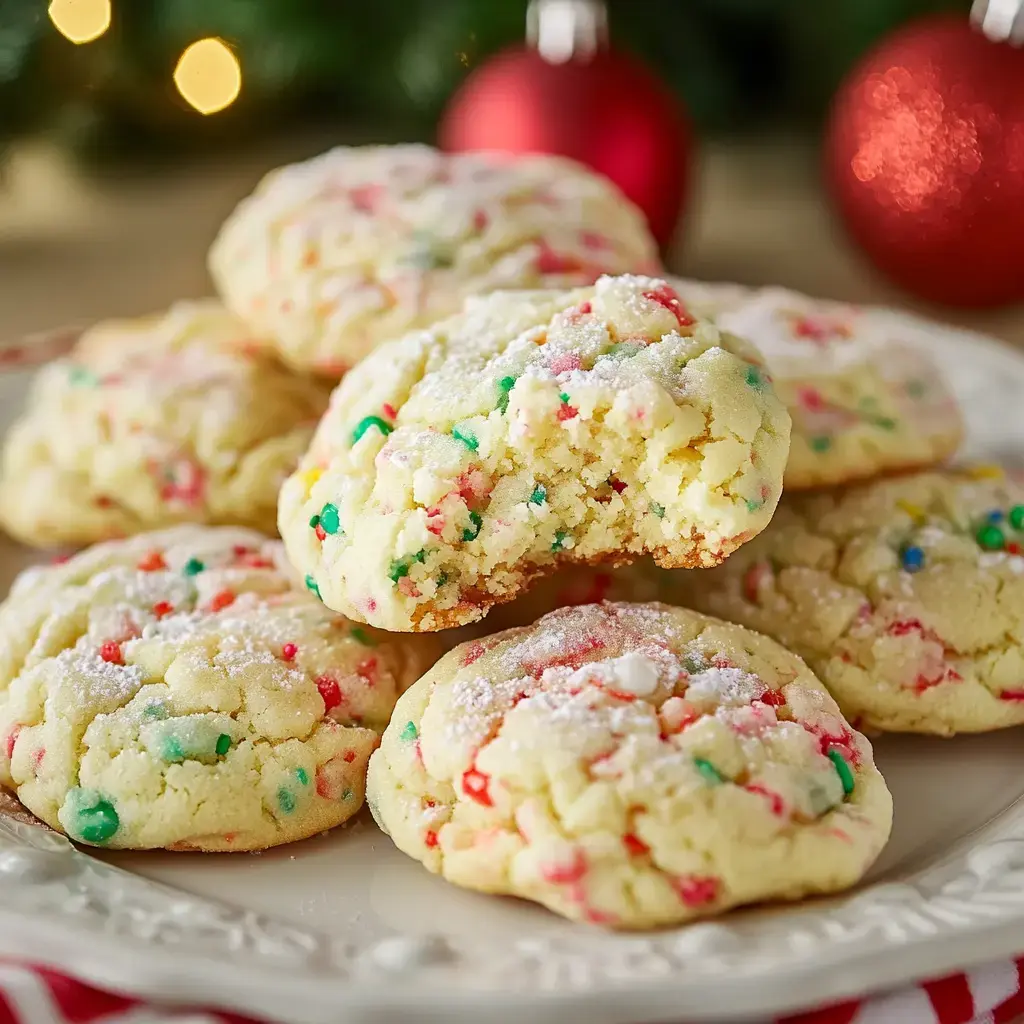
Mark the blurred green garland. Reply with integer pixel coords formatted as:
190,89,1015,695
0,0,966,162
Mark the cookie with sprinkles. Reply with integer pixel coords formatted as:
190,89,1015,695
208,145,661,375
659,467,1024,735
279,274,792,632
0,526,440,850
668,283,963,490
0,302,331,548
366,602,892,929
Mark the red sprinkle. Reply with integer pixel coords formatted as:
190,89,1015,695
316,676,342,711
461,642,486,666
315,524,327,542
31,747,45,771
557,403,579,422
137,551,166,572
622,832,649,857
673,875,720,907
343,750,357,763
746,783,786,817
758,688,786,707
207,589,235,613
424,830,439,849
3,726,21,760
382,403,398,421
281,643,298,662
462,767,493,807
609,478,628,494
232,545,252,557
425,508,445,535
1009,542,1023,555
151,601,174,619
472,209,488,232
357,657,378,682
315,768,333,799
999,689,1024,702
99,641,123,665
642,284,696,328
541,849,587,885
549,353,582,374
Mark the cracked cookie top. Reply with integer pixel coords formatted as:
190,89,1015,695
279,275,791,632
209,144,661,375
0,302,330,547
366,601,892,929
659,467,1024,734
0,526,439,850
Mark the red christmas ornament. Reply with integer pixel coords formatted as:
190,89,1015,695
824,14,1024,307
439,0,691,249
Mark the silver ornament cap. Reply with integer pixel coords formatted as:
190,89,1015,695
527,0,609,64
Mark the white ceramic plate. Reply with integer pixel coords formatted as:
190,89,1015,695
0,309,1023,1024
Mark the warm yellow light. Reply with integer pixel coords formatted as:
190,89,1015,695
174,38,241,115
48,0,111,44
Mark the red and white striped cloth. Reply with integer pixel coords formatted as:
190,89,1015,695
0,957,1021,1024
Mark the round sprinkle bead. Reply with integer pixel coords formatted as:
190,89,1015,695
183,557,205,576
61,788,119,844
976,523,1005,551
1011,505,1024,531
215,734,232,756
900,544,925,573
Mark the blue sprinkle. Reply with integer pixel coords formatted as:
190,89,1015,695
900,545,925,573
987,509,1005,524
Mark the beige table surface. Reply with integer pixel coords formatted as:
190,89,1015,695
2,135,1024,350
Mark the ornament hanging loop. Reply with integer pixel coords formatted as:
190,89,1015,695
971,0,1024,45
527,0,608,64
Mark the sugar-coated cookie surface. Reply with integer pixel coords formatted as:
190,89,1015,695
0,526,439,850
367,602,892,929
0,302,330,547
279,275,792,632
669,281,962,489
209,145,661,374
660,468,1024,734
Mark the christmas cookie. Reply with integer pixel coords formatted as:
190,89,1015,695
209,145,661,375
669,283,962,489
0,302,330,547
0,526,439,850
661,467,1024,735
279,275,791,632
366,602,892,929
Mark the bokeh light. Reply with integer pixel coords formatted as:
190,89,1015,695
173,38,242,115
48,0,111,45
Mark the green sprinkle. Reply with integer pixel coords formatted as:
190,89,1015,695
905,379,927,398
143,702,168,720
436,571,449,587
319,503,341,535
529,484,547,505
650,502,665,519
976,523,1005,551
1010,505,1024,531
496,376,517,413
694,758,725,785
68,366,99,387
810,436,832,453
682,653,705,674
278,788,296,814
870,416,897,431
351,415,393,444
305,574,321,599
745,365,765,390
462,511,482,542
559,392,571,404
295,768,309,786
60,788,119,844
605,341,642,359
215,733,231,756
161,736,185,763
551,530,569,552
350,627,376,646
308,514,321,529
745,498,762,513
341,788,353,801
827,749,855,795
388,549,426,583
183,557,205,576
400,721,419,742
452,426,479,451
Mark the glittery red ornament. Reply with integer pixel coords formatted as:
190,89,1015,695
439,1,691,249
825,15,1024,307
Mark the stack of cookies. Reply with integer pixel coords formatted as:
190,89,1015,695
0,142,1008,932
